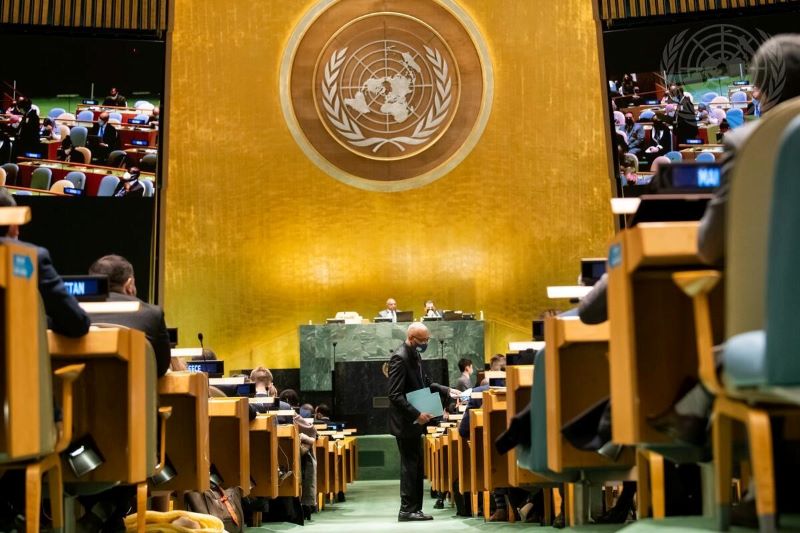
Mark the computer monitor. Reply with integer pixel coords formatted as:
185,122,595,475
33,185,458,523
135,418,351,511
61,275,109,302
442,310,462,321
581,259,606,286
395,311,413,323
186,359,225,378
532,320,544,342
655,162,722,193
167,327,178,347
373,316,392,323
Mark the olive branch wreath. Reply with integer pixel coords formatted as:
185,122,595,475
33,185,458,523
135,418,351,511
321,45,452,153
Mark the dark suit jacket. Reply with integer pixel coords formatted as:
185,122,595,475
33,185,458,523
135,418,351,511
624,123,645,153
113,180,145,197
6,239,92,338
88,291,171,376
387,342,449,438
578,274,608,325
18,109,40,151
89,122,119,151
697,121,758,266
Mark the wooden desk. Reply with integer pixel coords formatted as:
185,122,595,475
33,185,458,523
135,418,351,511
455,426,471,495
208,398,250,496
17,158,155,196
545,317,631,472
315,436,330,508
75,105,150,123
608,222,723,445
482,391,510,490
277,424,301,497
680,145,725,161
447,428,460,495
157,372,210,493
505,366,549,486
48,327,153,485
468,408,489,518
117,126,158,148
249,414,279,499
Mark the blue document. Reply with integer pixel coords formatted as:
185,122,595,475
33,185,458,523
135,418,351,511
406,388,444,419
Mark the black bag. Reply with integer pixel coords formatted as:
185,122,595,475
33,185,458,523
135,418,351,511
184,485,245,533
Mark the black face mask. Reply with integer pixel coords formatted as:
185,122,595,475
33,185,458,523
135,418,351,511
625,118,634,128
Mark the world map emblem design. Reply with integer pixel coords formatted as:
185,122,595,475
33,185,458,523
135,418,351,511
281,0,493,191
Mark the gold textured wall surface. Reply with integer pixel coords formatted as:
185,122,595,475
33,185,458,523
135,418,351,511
164,0,613,370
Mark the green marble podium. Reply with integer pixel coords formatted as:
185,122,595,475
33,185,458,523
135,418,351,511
299,321,485,391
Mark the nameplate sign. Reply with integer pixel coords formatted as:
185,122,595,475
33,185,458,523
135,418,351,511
209,377,245,386
171,347,203,358
509,341,545,352
546,286,593,300
248,397,275,404
80,301,140,314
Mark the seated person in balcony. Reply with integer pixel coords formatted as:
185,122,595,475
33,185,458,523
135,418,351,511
103,87,127,107
113,167,145,198
0,190,90,337
623,113,645,158
148,107,160,128
90,111,120,162
40,118,61,141
479,354,505,386
14,97,40,158
644,112,673,162
87,254,171,376
314,403,331,423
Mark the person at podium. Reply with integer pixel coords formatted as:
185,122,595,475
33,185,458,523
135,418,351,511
378,297,399,322
423,300,441,318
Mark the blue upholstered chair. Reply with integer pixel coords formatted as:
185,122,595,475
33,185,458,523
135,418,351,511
702,92,719,105
695,152,716,163
48,107,66,119
731,91,749,107
639,110,656,121
665,151,683,162
674,97,800,532
140,154,157,173
77,110,95,122
726,108,745,129
30,168,52,191
70,126,89,148
135,113,149,122
109,112,123,122
1,163,19,186
107,150,127,168
64,171,86,190
97,175,120,197
141,179,154,197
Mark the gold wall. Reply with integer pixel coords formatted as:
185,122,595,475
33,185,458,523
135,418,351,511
164,0,613,370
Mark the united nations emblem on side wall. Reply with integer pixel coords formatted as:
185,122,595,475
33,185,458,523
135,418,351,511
280,0,493,192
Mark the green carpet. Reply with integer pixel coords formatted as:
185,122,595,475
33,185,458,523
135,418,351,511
245,480,800,531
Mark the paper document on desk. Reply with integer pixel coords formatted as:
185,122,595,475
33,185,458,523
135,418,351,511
406,388,444,420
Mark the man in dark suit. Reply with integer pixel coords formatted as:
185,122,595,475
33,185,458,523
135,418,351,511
14,97,41,159
387,322,454,522
0,190,90,337
89,111,119,163
623,113,646,158
86,254,170,376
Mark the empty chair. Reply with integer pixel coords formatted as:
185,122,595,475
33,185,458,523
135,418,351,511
695,151,716,163
140,153,157,172
727,108,745,129
58,125,70,140
710,107,727,124
50,180,74,194
64,171,86,190
141,179,155,197
77,110,95,121
48,107,66,119
134,113,149,122
639,109,656,121
70,126,88,147
731,91,749,107
57,112,76,121
665,151,683,162
109,112,123,122
108,118,121,125
75,147,92,163
135,100,154,110
1,163,18,186
710,95,730,108
30,167,52,190
107,150,127,168
701,91,720,105
97,175,120,197
613,111,625,128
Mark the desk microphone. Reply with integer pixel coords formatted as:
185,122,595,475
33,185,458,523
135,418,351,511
198,332,205,361
439,339,445,359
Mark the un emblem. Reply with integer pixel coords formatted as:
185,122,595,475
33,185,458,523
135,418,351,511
281,0,493,191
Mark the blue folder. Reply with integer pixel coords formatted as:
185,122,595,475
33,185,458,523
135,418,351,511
406,388,444,419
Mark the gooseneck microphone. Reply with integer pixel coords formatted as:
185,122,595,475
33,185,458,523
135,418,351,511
198,332,205,361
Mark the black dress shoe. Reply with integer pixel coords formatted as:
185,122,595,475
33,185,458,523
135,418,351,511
647,409,708,447
433,499,444,509
398,511,434,522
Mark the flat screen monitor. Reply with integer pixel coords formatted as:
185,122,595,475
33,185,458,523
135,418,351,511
186,359,225,377
395,310,413,322
167,327,178,346
655,162,722,193
61,275,109,301
532,320,544,342
581,259,607,286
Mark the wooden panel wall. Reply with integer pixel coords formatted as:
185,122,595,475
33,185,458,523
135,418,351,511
0,0,167,30
598,0,800,21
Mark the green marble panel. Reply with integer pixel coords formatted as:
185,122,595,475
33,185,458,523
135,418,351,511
299,321,485,391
